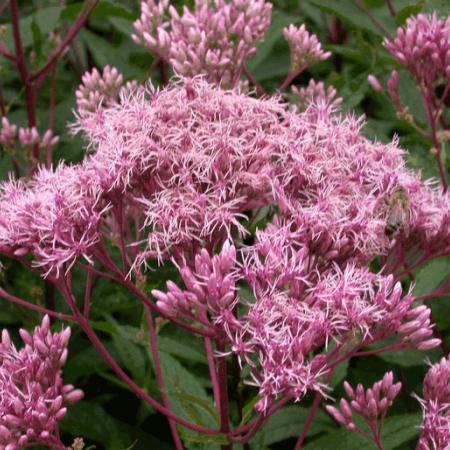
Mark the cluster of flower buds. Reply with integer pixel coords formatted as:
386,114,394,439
133,0,272,86
283,24,330,73
0,117,59,152
386,70,400,107
75,65,125,116
326,373,401,441
291,78,341,111
417,356,450,449
397,304,441,351
152,242,239,328
0,316,83,449
385,13,450,87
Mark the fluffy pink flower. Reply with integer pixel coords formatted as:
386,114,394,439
0,164,107,277
0,316,82,449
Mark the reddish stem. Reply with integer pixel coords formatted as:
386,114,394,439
31,0,99,88
279,70,301,93
294,389,323,449
243,65,267,96
385,0,396,17
0,287,75,321
217,341,232,450
145,305,184,450
419,86,448,191
58,280,221,436
204,336,221,413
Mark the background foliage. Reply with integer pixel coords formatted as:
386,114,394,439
0,0,449,449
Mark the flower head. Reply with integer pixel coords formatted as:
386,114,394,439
133,0,272,86
283,24,331,73
0,316,82,449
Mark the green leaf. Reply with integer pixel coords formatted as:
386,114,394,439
180,433,229,445
169,391,219,425
61,1,134,21
413,256,450,297
80,29,138,77
310,0,393,37
62,401,171,450
64,346,109,383
254,405,335,446
376,349,428,367
330,358,349,388
304,413,421,449
158,335,207,365
395,4,423,26
109,17,135,36
247,11,294,71
160,352,216,427
240,395,260,425
61,401,130,449
112,333,147,385
4,6,62,49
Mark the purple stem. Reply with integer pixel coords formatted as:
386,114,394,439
216,341,232,450
58,280,221,436
385,0,396,17
145,305,184,450
0,287,75,321
204,336,221,413
31,0,99,88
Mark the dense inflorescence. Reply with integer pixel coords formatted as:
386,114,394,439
0,316,82,449
385,13,450,87
416,356,450,449
132,0,272,86
0,77,448,411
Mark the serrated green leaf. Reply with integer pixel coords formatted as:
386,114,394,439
112,334,147,385
160,352,216,427
310,0,392,37
181,432,229,445
169,391,219,425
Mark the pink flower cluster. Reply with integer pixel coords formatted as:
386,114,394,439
230,227,437,407
132,0,272,86
0,164,106,277
326,372,401,443
385,13,450,86
75,65,124,116
0,316,82,449
417,356,450,449
283,24,331,73
0,117,59,153
152,241,239,322
290,78,342,111
0,78,448,410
